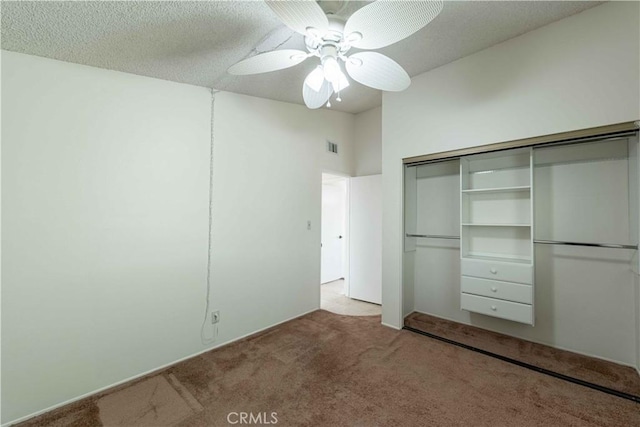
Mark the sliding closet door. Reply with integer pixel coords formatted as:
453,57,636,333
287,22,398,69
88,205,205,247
411,160,461,318
533,138,638,364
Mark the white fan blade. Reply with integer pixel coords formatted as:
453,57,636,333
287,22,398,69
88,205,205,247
344,0,443,49
265,0,328,36
303,73,333,109
345,52,410,92
228,49,307,75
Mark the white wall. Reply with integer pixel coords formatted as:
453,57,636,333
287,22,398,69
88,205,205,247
210,92,354,343
0,48,4,425
637,274,640,372
353,106,382,176
1,51,355,424
1,51,211,424
381,2,640,328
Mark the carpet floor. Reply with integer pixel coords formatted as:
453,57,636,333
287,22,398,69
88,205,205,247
19,310,640,427
405,311,640,398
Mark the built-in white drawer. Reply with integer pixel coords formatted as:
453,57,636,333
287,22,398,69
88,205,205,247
461,293,533,324
461,258,532,284
461,276,532,304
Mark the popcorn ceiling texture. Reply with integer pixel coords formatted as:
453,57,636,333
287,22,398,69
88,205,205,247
1,1,603,114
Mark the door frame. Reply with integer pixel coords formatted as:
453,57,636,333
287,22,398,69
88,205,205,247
320,170,351,297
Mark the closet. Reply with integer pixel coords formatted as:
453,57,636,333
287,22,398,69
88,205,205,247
403,125,640,369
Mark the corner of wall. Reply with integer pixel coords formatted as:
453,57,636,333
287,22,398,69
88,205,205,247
354,106,382,177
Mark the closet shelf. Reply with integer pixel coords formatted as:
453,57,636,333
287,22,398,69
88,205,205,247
462,186,531,194
463,253,533,265
461,223,531,227
460,147,535,325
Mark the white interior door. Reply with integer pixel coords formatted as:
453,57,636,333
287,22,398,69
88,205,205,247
321,178,346,284
349,174,382,304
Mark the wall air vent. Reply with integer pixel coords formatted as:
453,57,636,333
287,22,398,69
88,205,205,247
327,140,339,155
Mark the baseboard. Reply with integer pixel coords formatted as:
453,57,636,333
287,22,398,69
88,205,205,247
408,310,637,370
2,308,320,427
381,321,401,330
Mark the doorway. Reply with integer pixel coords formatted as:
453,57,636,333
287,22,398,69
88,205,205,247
321,173,347,286
321,172,382,316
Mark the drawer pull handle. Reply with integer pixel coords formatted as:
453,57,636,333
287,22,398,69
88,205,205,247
491,286,497,292
491,305,497,311
490,268,497,274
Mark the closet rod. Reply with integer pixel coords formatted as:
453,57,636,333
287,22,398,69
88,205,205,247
406,233,460,240
534,240,637,250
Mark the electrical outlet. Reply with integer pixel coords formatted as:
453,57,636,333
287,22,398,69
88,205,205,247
211,311,220,324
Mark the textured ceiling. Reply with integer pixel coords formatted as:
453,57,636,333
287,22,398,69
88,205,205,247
1,1,604,114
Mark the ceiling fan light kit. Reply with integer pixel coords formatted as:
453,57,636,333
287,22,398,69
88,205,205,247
228,0,444,109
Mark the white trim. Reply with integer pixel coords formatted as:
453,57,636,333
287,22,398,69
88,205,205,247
381,321,401,330
394,160,405,328
344,177,351,298
2,308,320,427
410,310,636,369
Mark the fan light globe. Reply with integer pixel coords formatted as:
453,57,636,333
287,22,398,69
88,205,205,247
306,66,325,92
322,56,341,83
305,64,349,94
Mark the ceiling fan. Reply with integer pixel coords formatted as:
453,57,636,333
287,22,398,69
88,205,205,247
228,0,444,109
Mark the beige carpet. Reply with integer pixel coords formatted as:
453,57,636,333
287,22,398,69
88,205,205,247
405,311,640,397
320,279,381,316
97,375,202,426
19,310,640,427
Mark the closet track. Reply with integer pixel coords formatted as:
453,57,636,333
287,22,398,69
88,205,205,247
403,121,639,167
405,234,639,250
403,325,640,404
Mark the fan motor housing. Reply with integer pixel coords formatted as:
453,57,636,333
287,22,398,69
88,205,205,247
305,16,349,57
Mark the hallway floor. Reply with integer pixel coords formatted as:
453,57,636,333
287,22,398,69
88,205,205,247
320,279,381,316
